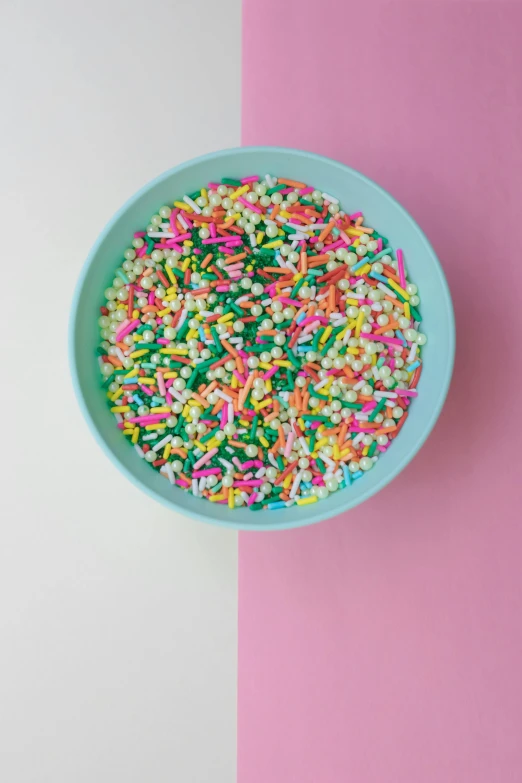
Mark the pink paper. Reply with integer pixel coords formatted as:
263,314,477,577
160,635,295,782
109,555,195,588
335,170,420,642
240,2,522,782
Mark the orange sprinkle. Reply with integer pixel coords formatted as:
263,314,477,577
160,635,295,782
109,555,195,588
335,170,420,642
278,177,306,188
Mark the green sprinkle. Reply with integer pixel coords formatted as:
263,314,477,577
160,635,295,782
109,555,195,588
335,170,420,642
222,178,242,187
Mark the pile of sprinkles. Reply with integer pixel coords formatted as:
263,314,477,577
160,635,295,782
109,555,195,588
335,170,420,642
97,174,425,511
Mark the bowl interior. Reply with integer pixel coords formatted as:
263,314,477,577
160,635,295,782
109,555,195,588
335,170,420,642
70,147,454,530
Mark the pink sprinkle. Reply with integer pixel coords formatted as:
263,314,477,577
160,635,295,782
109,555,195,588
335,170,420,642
181,213,193,229
247,493,258,506
192,448,219,471
234,480,263,488
238,196,262,213
209,222,216,238
278,296,301,307
169,209,179,234
362,401,377,413
129,413,166,424
300,315,329,327
397,248,406,288
216,286,230,292
207,182,220,189
220,406,228,428
134,231,146,238
168,232,191,243
241,175,259,184
366,333,403,346
284,432,295,459
116,318,140,341
299,187,314,195
262,366,278,381
377,238,383,253
139,385,154,397
193,248,202,255
396,388,418,397
137,245,147,257
278,188,294,194
167,242,183,253
176,479,190,488
219,246,235,255
350,212,363,220
148,291,155,305
165,392,173,405
323,239,344,253
157,373,166,397
192,468,222,478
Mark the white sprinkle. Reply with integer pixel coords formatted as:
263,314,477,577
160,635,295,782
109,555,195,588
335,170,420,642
250,234,257,247
377,282,396,298
407,342,418,363
374,391,398,399
353,379,365,391
192,478,199,497
255,467,266,479
152,433,172,452
314,377,329,391
134,444,145,457
147,232,176,238
114,412,123,424
352,432,365,446
198,476,207,493
289,470,303,499
299,436,310,455
268,452,279,469
218,457,234,470
178,214,189,231
321,192,339,204
183,194,201,214
165,462,175,484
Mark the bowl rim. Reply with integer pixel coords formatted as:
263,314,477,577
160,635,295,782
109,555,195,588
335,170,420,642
69,145,455,531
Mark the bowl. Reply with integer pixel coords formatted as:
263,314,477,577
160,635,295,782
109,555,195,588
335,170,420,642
70,147,455,531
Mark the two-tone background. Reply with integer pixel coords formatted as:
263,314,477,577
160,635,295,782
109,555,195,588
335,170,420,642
2,1,522,781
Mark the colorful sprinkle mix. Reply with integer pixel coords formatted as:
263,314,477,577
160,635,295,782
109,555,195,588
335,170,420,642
97,175,425,510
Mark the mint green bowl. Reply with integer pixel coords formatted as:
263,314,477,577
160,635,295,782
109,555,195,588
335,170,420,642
70,147,455,530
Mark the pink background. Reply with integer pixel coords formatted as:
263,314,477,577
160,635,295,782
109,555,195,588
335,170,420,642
240,2,522,782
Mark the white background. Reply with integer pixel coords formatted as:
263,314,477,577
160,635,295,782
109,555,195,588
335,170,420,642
0,2,240,781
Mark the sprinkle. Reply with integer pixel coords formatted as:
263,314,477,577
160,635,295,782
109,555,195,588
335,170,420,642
96,174,425,511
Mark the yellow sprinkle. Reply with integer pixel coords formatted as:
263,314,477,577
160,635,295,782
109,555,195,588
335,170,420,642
150,406,170,413
262,240,283,249
273,360,291,368
217,312,234,324
131,427,140,444
333,445,340,461
355,310,365,337
296,495,318,506
230,184,249,200
132,309,140,319
206,438,220,451
372,353,377,365
404,301,411,319
174,200,192,211
283,474,292,489
351,239,360,248
123,421,134,428
209,495,225,502
358,263,371,276
228,490,235,509
160,348,189,355
163,372,178,379
194,440,206,452
182,404,190,418
110,386,123,402
145,423,166,430
231,374,238,389
259,436,269,448
258,362,272,371
163,442,172,460
362,445,370,456
345,298,359,306
279,210,292,219
186,329,198,340
256,231,264,245
201,188,207,200
123,429,134,437
388,279,409,299
346,227,365,236
124,367,138,379
340,448,353,458
320,326,332,344
347,347,360,355
181,256,191,272
157,308,171,317
167,285,177,294
183,240,194,247
315,437,328,449
165,266,177,285
246,264,253,272
130,349,149,359
138,378,155,385
256,399,271,410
